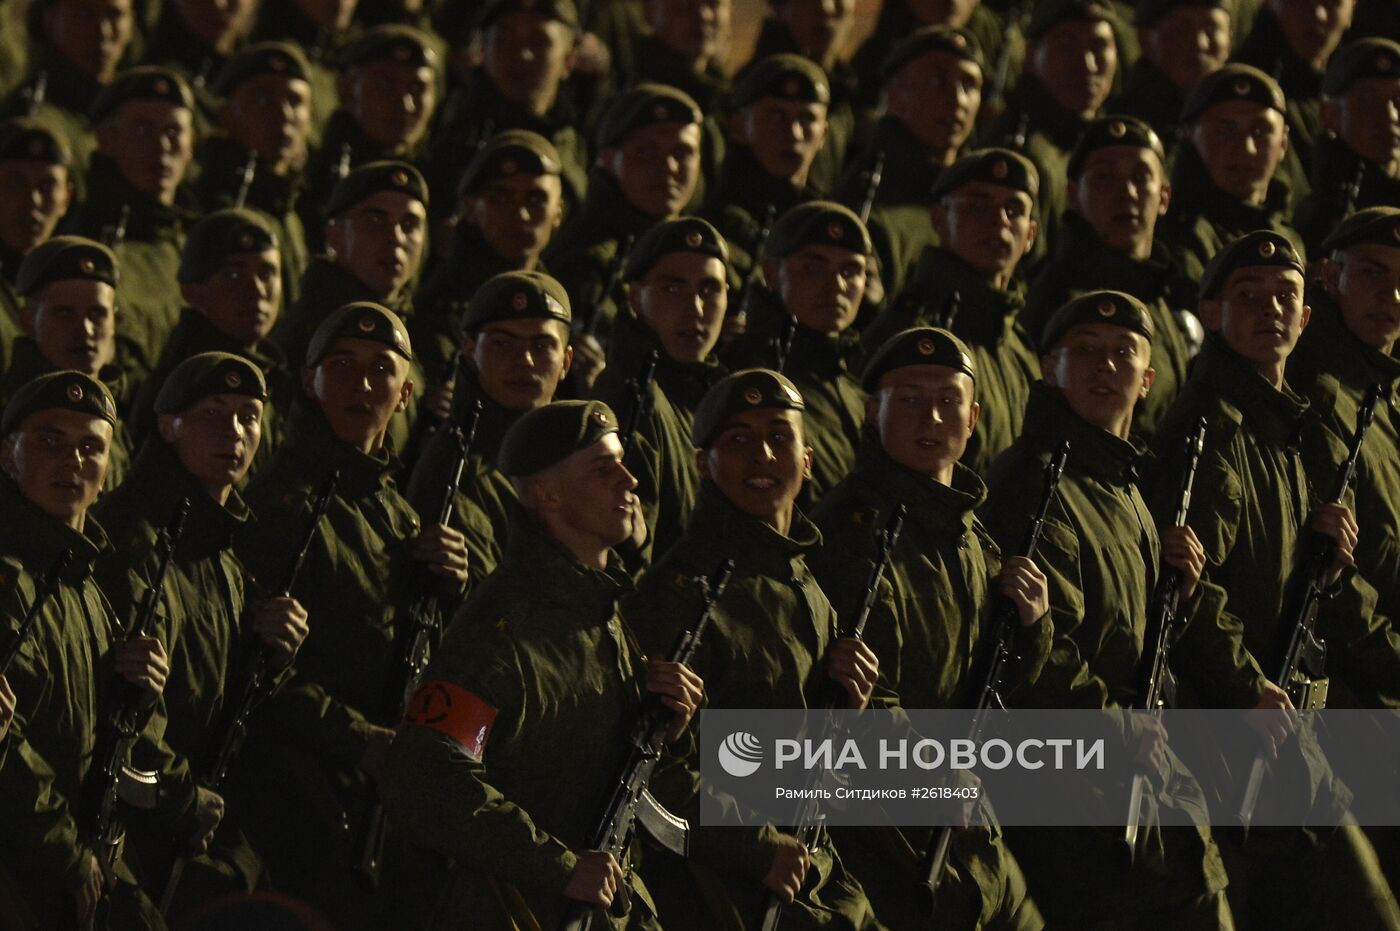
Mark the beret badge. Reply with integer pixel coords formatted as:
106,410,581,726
917,338,935,355
744,388,763,405
1097,300,1116,316
80,258,95,274
358,316,377,332
225,370,243,388
67,383,84,402
1259,240,1276,258
512,292,529,310
685,230,703,247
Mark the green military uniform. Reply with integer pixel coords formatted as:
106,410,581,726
0,248,20,376
1232,5,1326,192
386,400,669,930
628,33,730,116
0,372,163,929
3,45,103,196
249,2,350,145
141,0,238,123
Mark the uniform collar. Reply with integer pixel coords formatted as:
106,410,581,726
80,153,191,241
1007,75,1096,152
910,247,1027,346
687,480,822,577
1019,381,1150,486
282,397,400,494
606,309,722,411
1294,295,1400,395
1192,333,1312,447
121,437,251,551
1169,143,1294,228
0,474,110,581
854,429,985,537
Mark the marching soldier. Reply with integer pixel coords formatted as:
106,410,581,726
385,399,704,929
141,0,259,100
0,370,169,929
811,326,1052,930
872,148,1042,476
629,0,733,114
249,0,355,144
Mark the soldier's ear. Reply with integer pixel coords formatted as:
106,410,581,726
1140,365,1156,399
0,435,16,479
1319,256,1343,297
300,366,318,398
18,301,35,336
966,400,980,435
156,413,179,445
560,341,574,379
1299,303,1312,332
863,395,880,426
1039,353,1059,385
397,377,414,412
695,447,712,479
1157,181,1171,217
626,281,644,318
1198,299,1222,332
801,445,814,481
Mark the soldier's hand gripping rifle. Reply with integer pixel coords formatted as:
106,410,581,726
619,351,659,459
559,559,736,931
919,442,1068,915
1239,385,1383,831
856,151,886,226
1,549,73,677
1122,419,1206,866
759,506,906,931
354,401,482,886
88,499,190,925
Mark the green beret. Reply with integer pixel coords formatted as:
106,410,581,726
91,66,193,124
212,41,312,95
1135,0,1230,27
178,209,279,284
1026,0,1115,39
463,270,572,332
499,400,617,477
0,119,70,166
477,0,580,32
1181,63,1284,123
1040,290,1155,351
766,201,871,259
16,236,117,297
2,370,117,435
880,27,984,85
456,130,562,201
1067,115,1165,178
1199,231,1304,299
305,302,414,366
340,24,437,72
929,147,1040,202
692,368,806,448
153,352,267,415
861,327,976,392
326,160,428,218
1321,206,1400,254
596,84,702,150
624,218,729,281
728,54,831,112
1323,38,1400,96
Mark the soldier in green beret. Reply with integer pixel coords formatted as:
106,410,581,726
67,65,197,384
0,369,170,929
1147,230,1400,930
703,54,832,284
426,0,589,216
125,208,294,478
249,0,354,145
1157,63,1308,277
626,367,884,930
809,326,1052,930
1111,0,1232,158
5,234,135,489
0,119,75,373
547,83,707,355
415,130,566,384
300,24,438,249
981,291,1236,929
985,0,1123,270
874,148,1042,476
142,0,261,104
627,0,733,114
386,398,702,929
232,301,468,928
725,201,869,508
93,351,311,914
1024,114,1201,440
1295,37,1400,252
197,42,315,308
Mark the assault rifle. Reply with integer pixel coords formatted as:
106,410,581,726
619,351,659,458
233,151,258,209
1,549,73,676
583,234,636,339
856,151,886,226
727,205,778,344
774,314,799,374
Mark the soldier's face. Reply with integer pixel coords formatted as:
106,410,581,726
907,0,977,27
97,100,195,206
157,393,263,497
884,51,982,155
776,244,867,336
644,0,730,63
1324,77,1400,167
933,181,1037,281
465,317,573,411
603,121,703,219
302,338,413,452
1069,145,1169,258
1201,266,1311,373
326,191,426,299
1188,101,1288,202
0,160,72,254
1041,323,1154,435
223,74,313,173
27,279,117,376
736,98,829,184
869,365,978,479
533,433,640,549
466,172,565,264
293,0,358,31
699,407,812,526
176,0,259,52
1328,243,1400,354
777,0,856,64
44,0,133,83
482,13,575,108
1,409,112,529
631,252,728,364
1027,19,1117,118
1141,6,1231,91
182,248,282,348
343,60,436,151
1269,0,1354,67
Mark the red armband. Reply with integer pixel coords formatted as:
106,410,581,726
403,679,498,761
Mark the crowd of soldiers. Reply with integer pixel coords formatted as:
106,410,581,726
0,0,1397,927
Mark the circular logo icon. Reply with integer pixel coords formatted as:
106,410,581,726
718,732,764,778
951,33,966,48
917,338,935,355
391,169,409,187
1259,240,1276,258
512,291,529,310
238,232,255,250
1379,55,1393,72
268,55,287,72
357,315,377,332
154,77,171,94
827,221,844,241
500,157,517,175
743,387,763,405
1097,300,1116,317
225,370,243,388
66,383,84,402
991,159,1008,179
653,103,669,120
392,44,411,62
1108,120,1126,138
1233,78,1251,96
685,230,703,248
79,258,96,274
